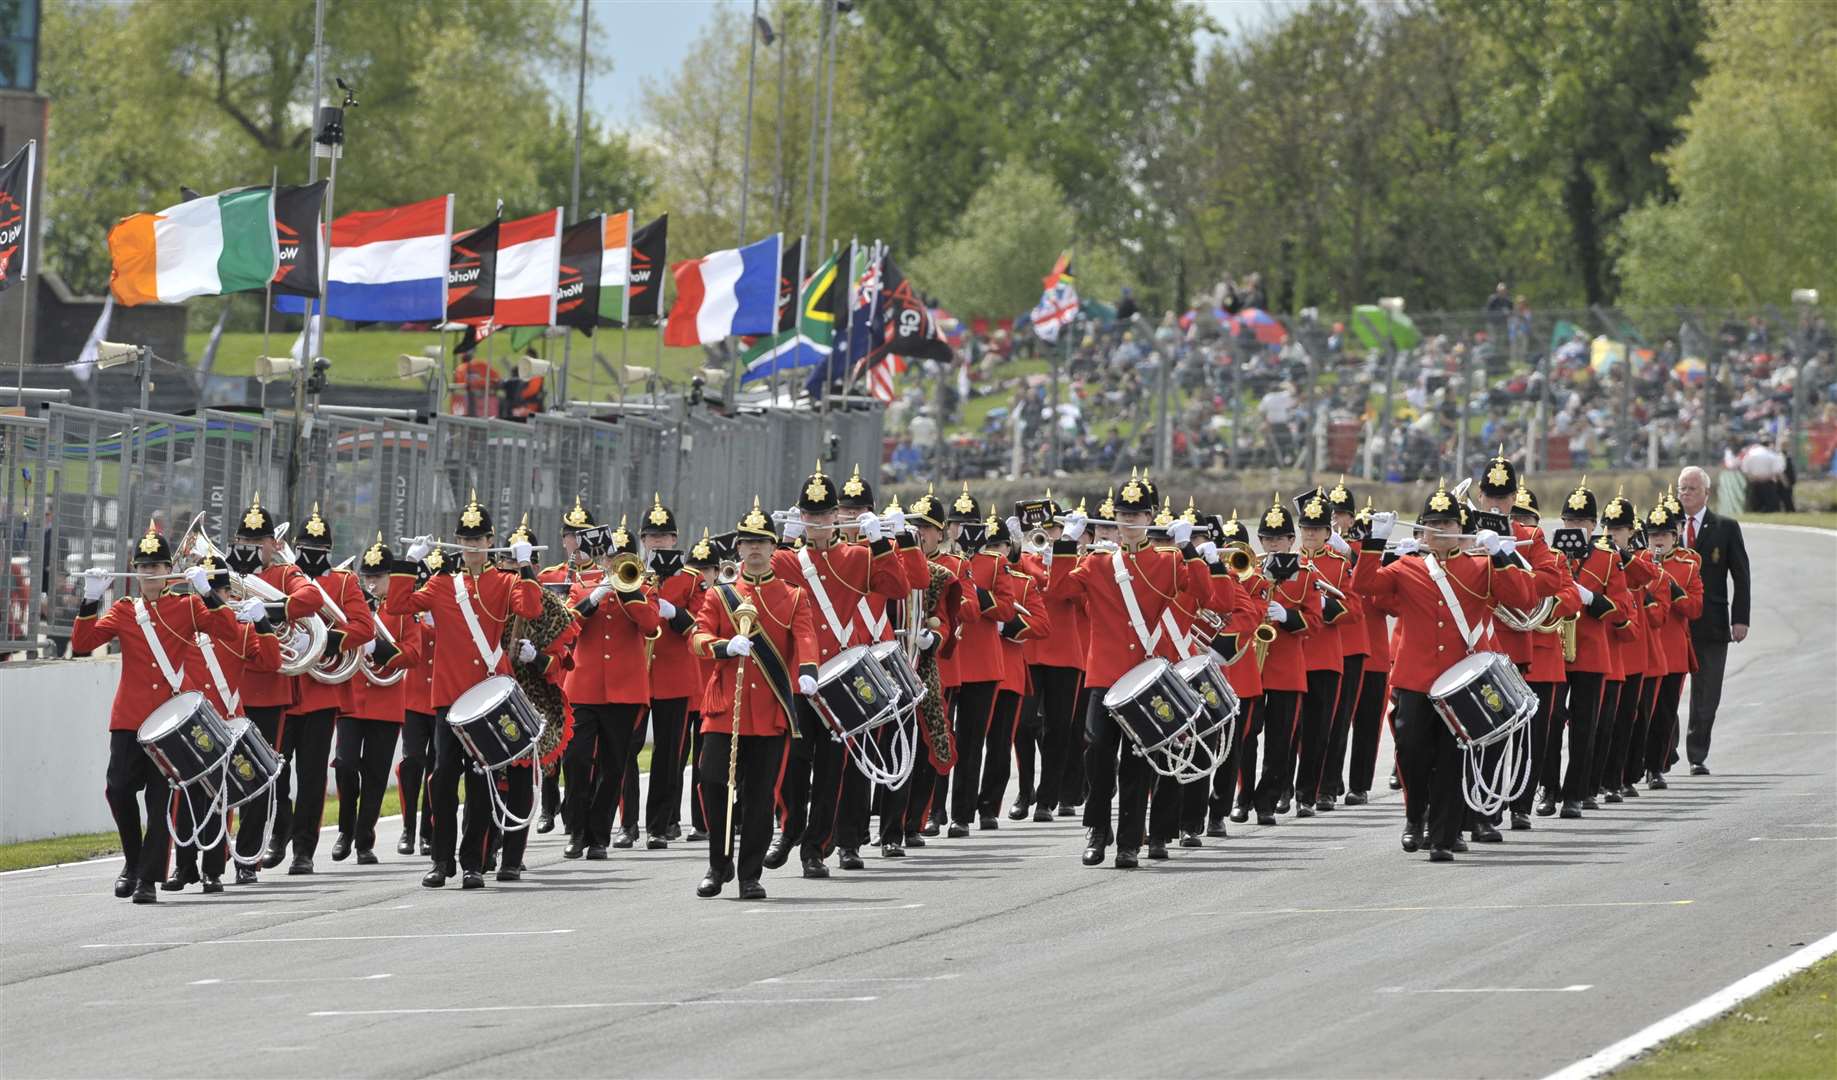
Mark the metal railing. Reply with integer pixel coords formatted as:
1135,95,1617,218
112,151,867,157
0,399,883,654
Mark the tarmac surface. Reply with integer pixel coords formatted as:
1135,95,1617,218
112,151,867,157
2,524,1833,1079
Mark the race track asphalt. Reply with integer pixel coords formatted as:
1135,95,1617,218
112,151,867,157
3,524,1832,1079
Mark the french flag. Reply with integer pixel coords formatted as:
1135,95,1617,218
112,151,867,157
277,195,452,322
663,234,781,347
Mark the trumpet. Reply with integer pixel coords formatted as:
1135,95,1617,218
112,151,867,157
1022,528,1052,556
1224,546,1257,579
603,551,647,594
716,560,741,585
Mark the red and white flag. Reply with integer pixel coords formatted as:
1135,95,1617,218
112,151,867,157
492,208,563,327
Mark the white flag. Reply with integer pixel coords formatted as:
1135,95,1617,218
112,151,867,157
290,314,321,362
71,294,115,384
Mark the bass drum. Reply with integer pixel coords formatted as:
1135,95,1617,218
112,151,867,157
137,692,233,792
446,675,545,771
220,717,283,810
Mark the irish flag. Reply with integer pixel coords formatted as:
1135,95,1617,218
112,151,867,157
108,188,278,306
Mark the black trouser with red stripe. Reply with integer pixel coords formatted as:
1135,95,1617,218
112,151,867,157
949,680,1000,828
1346,669,1390,795
1643,672,1686,777
1212,694,1259,820
1598,675,1643,794
565,702,641,848
236,705,286,862
683,715,706,833
1621,674,1660,789
106,731,171,887
1293,669,1342,806
1082,688,1151,851
283,708,337,860
1391,688,1463,851
793,696,862,858
619,707,648,835
645,698,690,838
700,731,787,881
1320,655,1365,798
1555,671,1606,803
1510,682,1560,817
1253,690,1302,816
976,689,1023,820
1030,664,1085,811
335,716,399,852
1012,691,1043,810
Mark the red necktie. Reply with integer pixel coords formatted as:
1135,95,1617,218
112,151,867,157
1687,517,1698,548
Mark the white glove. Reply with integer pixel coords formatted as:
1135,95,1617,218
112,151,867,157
1368,511,1396,541
1326,531,1351,556
517,638,537,664
1576,584,1595,606
82,568,111,601
589,583,613,606
234,597,266,623
725,635,754,658
915,628,937,650
798,674,819,695
783,515,806,541
1061,511,1087,542
1320,594,1330,612
1196,541,1219,564
1005,516,1024,543
185,565,213,596
1498,537,1518,557
405,536,432,563
1393,537,1420,556
418,611,434,627
363,638,378,657
884,509,908,535
857,511,883,542
1266,601,1287,623
287,627,313,656
1168,519,1194,545
1476,529,1503,555
656,597,677,620
510,538,534,565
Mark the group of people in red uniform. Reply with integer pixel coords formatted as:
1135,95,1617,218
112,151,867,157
74,445,1714,903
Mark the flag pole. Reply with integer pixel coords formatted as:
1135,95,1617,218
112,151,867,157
259,165,279,410
14,140,35,397
802,0,828,245
560,0,588,406
288,0,327,523
816,0,839,257
729,0,763,415
779,235,805,409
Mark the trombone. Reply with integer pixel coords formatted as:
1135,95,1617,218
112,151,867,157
600,551,647,594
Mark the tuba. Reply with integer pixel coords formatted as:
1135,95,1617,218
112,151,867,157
358,604,405,687
188,534,327,676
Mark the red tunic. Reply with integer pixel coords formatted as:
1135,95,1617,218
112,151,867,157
648,568,704,701
1652,549,1704,675
346,607,424,724
384,567,543,709
955,549,1020,684
240,563,322,710
1565,543,1633,677
73,590,241,731
933,551,967,690
771,538,909,667
1350,546,1537,694
1300,550,1353,672
563,579,663,706
690,572,820,737
999,567,1049,695
1613,553,1660,680
184,618,284,719
1049,540,1187,691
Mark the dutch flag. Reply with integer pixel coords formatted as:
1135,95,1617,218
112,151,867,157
277,195,454,322
662,234,782,347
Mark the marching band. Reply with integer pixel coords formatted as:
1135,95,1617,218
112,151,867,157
71,448,1722,904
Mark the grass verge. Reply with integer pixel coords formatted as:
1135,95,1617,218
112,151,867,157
0,745,654,872
1613,955,1837,1078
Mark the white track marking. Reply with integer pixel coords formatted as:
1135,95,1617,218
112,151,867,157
191,973,393,986
310,996,878,1017
82,929,574,949
1192,899,1694,917
1379,984,1592,994
740,902,924,914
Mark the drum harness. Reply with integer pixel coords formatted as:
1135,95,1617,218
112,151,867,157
1422,554,1534,815
453,572,543,833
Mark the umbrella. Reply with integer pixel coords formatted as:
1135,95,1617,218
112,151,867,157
1229,307,1288,345
1672,357,1708,386
1589,336,1627,374
1350,305,1420,351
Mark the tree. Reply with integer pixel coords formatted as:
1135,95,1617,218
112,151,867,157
910,162,1121,322
1614,0,1837,309
38,0,640,302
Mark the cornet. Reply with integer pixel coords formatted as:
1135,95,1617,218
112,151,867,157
602,551,647,594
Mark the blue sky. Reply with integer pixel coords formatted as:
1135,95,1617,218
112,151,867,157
583,0,1306,123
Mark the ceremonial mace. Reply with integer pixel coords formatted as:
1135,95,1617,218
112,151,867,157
724,599,759,859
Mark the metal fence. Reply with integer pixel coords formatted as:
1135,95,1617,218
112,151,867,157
0,399,884,654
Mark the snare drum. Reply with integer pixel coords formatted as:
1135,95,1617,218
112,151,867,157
869,640,926,715
1174,654,1239,757
446,675,545,770
1102,658,1207,760
1429,651,1536,749
810,645,903,742
220,717,283,810
137,692,234,791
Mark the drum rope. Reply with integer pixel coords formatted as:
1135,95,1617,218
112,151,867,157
1460,719,1534,815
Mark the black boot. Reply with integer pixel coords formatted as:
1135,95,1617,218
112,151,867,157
1400,821,1424,853
1472,821,1503,843
460,869,485,889
131,880,158,904
114,870,136,898
800,855,830,879
1344,791,1368,806
330,833,353,861
1179,830,1204,848
1114,848,1140,870
1205,813,1228,838
1146,842,1170,861
260,840,287,870
1509,812,1532,831
738,878,767,900
355,848,379,865
763,834,792,870
422,863,451,888
235,865,259,885
1082,828,1108,866
163,863,199,892
287,854,313,875
837,848,864,870
200,874,224,894
396,833,415,856
537,812,556,834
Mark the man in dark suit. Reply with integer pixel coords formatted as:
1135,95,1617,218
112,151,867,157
1676,465,1750,773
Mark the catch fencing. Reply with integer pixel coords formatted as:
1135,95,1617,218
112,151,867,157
0,400,883,654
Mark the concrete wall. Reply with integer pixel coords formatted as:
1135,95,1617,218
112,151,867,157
0,655,121,843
